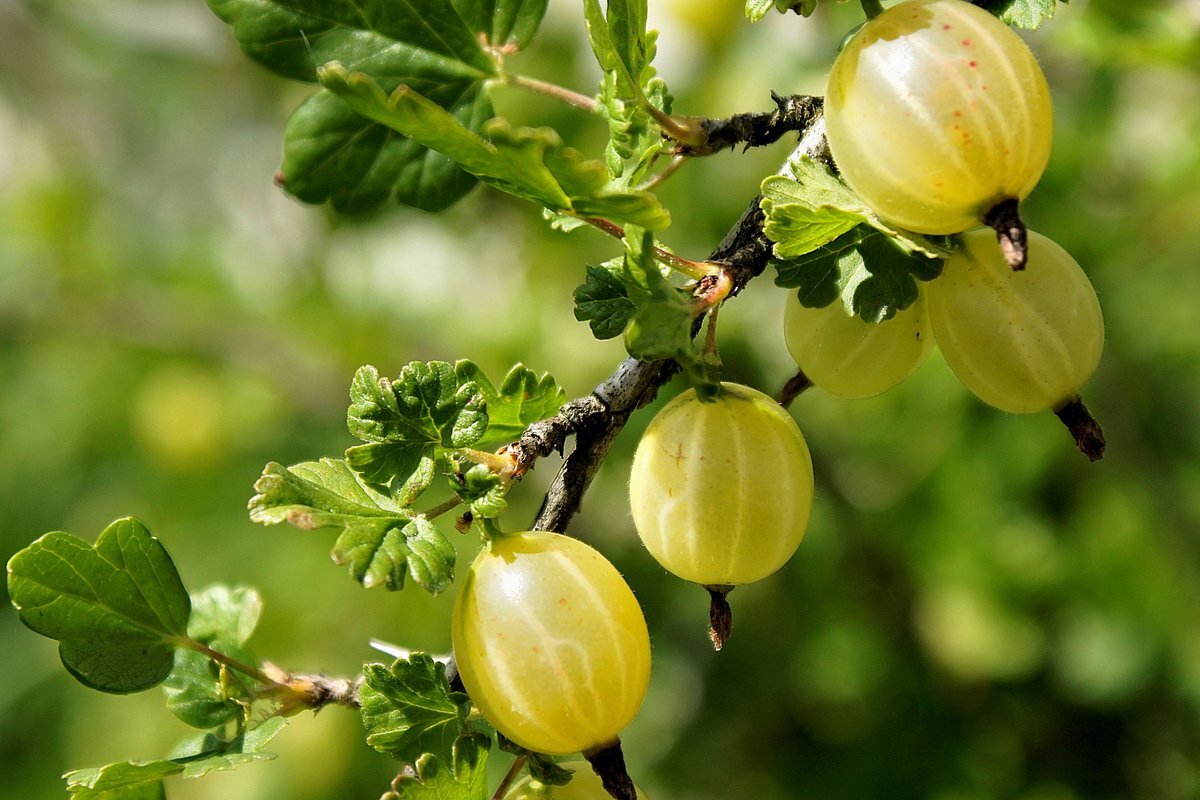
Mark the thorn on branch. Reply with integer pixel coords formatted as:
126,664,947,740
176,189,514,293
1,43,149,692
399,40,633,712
1054,396,1106,462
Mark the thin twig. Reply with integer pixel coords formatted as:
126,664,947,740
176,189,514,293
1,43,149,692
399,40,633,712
491,756,527,800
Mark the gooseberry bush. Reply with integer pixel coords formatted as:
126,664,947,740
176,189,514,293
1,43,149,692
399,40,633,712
7,1,1102,799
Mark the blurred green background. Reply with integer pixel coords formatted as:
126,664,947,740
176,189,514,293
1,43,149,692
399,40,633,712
2,1,1199,798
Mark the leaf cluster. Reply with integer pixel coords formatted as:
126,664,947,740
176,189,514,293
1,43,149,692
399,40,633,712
762,152,947,322
249,361,565,593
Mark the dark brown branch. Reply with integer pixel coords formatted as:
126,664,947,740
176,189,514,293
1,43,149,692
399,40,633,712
526,114,828,535
680,94,824,157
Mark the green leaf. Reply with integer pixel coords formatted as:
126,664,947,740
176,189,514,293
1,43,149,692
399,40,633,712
7,518,190,694
64,718,287,797
454,362,567,448
773,226,943,322
496,735,575,786
454,464,508,520
67,782,166,800
620,228,699,371
248,460,455,593
280,88,488,214
583,0,648,98
318,63,671,230
975,0,1065,29
347,363,488,487
360,655,472,764
163,585,262,729
205,0,494,84
762,155,954,261
206,0,550,214
384,734,490,800
760,201,862,260
746,0,818,22
574,259,636,340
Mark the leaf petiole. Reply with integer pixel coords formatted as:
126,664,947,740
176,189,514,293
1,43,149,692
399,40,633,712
584,218,720,280
180,638,279,688
498,73,600,113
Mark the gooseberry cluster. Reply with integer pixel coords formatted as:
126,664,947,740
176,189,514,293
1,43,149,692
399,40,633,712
793,0,1104,425
455,4,1105,797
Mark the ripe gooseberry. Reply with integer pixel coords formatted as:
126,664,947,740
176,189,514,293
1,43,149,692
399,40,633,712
784,290,935,399
451,531,651,756
927,228,1104,414
825,0,1052,237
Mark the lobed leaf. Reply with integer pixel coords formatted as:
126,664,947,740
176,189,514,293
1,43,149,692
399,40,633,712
974,0,1066,29
249,459,454,592
774,225,943,322
746,0,819,22
454,361,567,448
383,734,490,800
7,518,190,694
573,259,636,340
762,154,954,261
454,464,508,520
64,718,286,798
318,64,671,230
347,363,488,487
360,654,472,765
620,228,698,370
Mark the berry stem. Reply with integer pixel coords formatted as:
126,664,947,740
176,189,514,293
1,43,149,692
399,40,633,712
584,740,637,800
983,198,1029,270
1054,396,1107,462
704,584,735,651
491,756,527,800
777,370,814,408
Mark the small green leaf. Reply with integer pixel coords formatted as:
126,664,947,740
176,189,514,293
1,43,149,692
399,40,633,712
7,518,190,694
619,228,700,375
774,226,942,322
574,259,636,340
347,363,488,487
384,733,490,800
64,718,287,797
67,782,166,800
762,155,954,261
746,0,818,22
760,202,862,260
360,655,472,765
976,0,1065,29
454,362,567,448
249,460,455,593
454,464,508,520
496,735,575,786
318,64,671,230
163,585,263,729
